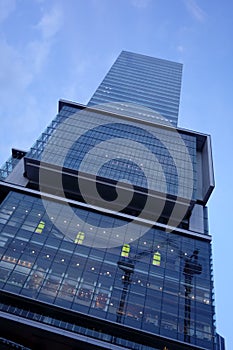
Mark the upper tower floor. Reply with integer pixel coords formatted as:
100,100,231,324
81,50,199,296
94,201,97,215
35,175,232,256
88,51,183,127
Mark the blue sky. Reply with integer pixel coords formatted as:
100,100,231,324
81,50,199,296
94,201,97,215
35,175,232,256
0,0,232,347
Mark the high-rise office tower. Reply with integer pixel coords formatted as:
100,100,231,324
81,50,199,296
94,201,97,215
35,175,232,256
0,51,224,350
88,51,182,126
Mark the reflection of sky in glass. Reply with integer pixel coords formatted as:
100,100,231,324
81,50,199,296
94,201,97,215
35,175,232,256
0,191,214,348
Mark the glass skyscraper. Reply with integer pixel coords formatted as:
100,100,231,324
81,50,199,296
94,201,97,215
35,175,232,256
88,51,182,126
0,51,224,350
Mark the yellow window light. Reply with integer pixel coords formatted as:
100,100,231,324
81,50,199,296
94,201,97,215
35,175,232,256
35,221,45,234
121,244,130,258
74,231,85,244
152,251,161,266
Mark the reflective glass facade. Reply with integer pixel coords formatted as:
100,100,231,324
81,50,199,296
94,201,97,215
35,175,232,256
26,104,196,199
88,51,182,126
0,192,214,349
0,51,223,349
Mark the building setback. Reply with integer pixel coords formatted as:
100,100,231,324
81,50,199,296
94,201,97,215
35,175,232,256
0,51,225,350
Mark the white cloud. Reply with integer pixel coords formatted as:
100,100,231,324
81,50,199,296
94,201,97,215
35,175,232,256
177,45,184,53
184,0,206,22
26,4,63,73
37,5,63,39
27,39,51,74
0,38,33,102
0,3,64,163
0,4,64,97
131,0,151,9
0,0,16,23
